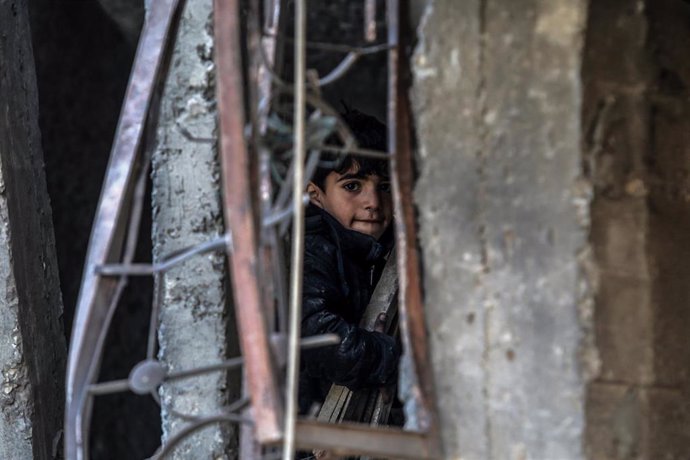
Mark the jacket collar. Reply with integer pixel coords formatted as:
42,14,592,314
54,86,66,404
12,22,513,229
305,205,392,265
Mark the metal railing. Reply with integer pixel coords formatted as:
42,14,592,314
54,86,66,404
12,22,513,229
64,0,439,458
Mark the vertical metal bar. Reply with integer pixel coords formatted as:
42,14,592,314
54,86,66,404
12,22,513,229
248,0,278,334
258,0,283,130
214,0,283,443
244,1,284,456
283,0,307,457
365,0,377,42
147,272,164,359
250,0,287,336
387,0,439,439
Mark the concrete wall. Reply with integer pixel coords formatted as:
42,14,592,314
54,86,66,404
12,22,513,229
10,0,690,457
152,0,239,457
412,1,590,458
29,0,139,341
583,1,690,458
646,3,690,456
0,0,66,458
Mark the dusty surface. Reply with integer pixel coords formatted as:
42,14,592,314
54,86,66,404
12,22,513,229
412,0,590,458
151,0,239,457
583,1,690,458
0,0,66,458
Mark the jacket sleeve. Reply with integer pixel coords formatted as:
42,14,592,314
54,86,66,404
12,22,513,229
301,247,399,390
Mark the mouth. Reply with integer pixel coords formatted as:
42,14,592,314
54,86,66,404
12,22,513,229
355,219,383,225
351,219,386,237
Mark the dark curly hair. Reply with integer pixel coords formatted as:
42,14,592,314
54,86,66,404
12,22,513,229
310,107,389,191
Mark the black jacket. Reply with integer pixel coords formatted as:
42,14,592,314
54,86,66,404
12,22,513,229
299,206,399,413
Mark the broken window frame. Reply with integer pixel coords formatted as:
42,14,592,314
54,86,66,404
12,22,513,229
215,0,441,458
63,0,440,458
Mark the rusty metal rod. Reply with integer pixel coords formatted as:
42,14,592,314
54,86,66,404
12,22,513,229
295,420,435,459
214,0,283,443
386,0,439,441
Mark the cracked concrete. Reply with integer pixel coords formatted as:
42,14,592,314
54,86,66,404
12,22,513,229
0,1,66,458
151,0,240,458
0,206,32,460
412,1,589,458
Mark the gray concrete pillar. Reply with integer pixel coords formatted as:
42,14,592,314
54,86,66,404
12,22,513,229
0,0,67,458
412,1,591,458
152,0,239,457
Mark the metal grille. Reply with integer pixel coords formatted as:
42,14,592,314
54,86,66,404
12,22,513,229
64,0,439,458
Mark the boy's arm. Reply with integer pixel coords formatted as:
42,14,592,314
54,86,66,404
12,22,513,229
301,251,399,390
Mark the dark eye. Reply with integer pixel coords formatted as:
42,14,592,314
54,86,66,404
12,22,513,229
378,182,392,193
343,181,361,192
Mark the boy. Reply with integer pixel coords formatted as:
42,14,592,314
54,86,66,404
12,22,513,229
299,109,400,414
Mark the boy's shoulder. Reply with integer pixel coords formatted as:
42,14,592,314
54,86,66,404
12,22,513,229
304,207,337,254
304,230,338,261
303,231,343,291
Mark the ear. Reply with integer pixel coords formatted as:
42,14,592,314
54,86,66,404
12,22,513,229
306,181,324,208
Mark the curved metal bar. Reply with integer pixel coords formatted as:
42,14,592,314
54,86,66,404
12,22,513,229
317,52,358,87
151,414,253,459
263,204,295,227
64,2,184,458
260,32,392,55
256,39,359,153
157,395,251,423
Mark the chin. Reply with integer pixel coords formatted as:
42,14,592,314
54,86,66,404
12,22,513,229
352,224,382,239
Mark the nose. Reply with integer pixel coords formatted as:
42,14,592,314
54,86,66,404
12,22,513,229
362,183,381,212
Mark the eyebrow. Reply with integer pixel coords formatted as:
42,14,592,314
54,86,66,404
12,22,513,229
335,172,391,184
336,172,368,182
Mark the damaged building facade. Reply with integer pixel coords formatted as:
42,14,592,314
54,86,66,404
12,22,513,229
0,0,689,458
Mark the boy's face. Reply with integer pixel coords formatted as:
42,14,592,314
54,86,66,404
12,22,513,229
307,164,393,240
